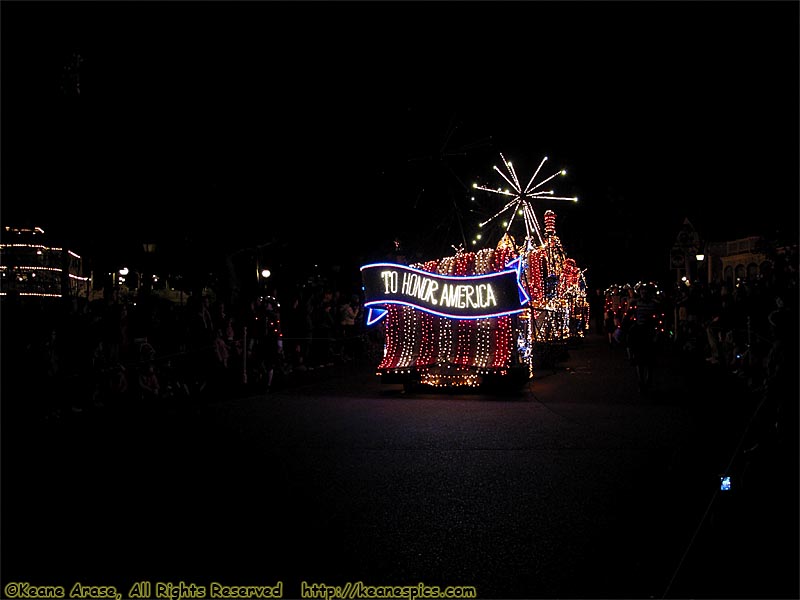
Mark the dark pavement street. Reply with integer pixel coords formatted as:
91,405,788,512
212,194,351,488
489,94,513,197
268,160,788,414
2,333,797,599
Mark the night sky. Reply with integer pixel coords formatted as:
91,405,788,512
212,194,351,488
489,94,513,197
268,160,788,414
1,1,798,291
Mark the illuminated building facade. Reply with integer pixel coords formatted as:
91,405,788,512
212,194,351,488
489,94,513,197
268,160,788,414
0,226,89,299
708,236,773,285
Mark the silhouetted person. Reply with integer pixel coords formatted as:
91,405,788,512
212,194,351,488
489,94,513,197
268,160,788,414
628,284,660,394
590,288,605,335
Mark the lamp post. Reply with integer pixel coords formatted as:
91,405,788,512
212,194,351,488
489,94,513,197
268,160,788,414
254,240,274,296
695,253,705,286
142,242,156,296
258,267,271,295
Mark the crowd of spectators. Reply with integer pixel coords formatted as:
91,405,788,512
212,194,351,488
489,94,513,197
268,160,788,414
593,251,798,580
599,248,798,460
2,246,796,447
1,282,367,420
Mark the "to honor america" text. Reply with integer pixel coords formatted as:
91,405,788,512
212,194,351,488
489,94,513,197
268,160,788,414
380,270,498,309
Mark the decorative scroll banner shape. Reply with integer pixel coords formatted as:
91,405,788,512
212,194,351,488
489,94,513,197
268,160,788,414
361,262,527,323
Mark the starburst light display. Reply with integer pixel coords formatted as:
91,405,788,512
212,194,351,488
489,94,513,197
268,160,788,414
473,153,578,248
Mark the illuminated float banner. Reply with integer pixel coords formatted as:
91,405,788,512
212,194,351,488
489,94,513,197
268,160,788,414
361,262,526,322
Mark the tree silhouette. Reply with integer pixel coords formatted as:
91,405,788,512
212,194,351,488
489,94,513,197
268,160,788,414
404,110,493,258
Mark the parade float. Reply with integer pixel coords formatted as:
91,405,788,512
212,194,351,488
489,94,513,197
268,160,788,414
361,154,589,390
